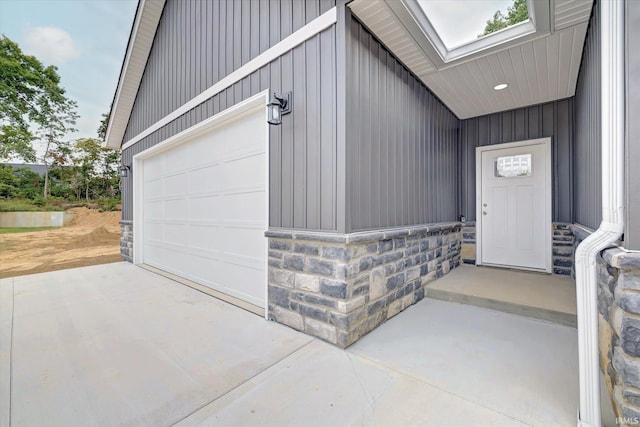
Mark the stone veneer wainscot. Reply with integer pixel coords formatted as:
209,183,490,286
120,220,133,263
266,222,461,348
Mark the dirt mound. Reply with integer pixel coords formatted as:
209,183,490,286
73,226,120,249
1,206,123,279
67,206,121,231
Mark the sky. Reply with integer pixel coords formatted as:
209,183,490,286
0,0,137,145
418,0,515,48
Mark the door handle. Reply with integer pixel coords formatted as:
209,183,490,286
483,211,488,215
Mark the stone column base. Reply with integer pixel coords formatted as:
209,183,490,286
597,248,640,421
119,220,133,263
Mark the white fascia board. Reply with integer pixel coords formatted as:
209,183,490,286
104,0,166,150
121,6,337,152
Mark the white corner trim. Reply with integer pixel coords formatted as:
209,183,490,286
122,6,337,152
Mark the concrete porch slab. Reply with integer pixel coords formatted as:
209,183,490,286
426,265,577,326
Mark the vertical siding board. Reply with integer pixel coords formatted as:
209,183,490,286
305,34,321,229
574,0,601,230
306,0,319,22
360,29,371,229
370,39,381,228
280,51,293,228
320,27,335,230
269,0,280,48
281,0,292,39
292,44,307,228
292,0,304,37
379,48,389,227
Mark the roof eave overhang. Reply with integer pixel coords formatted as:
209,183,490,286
103,0,165,150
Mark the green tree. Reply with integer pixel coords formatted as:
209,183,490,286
0,35,78,197
13,167,43,199
69,137,121,200
72,138,103,200
481,0,529,36
0,165,19,198
97,112,109,141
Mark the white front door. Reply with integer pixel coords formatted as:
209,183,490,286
477,138,551,272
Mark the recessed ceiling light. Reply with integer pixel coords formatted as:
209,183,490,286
494,83,508,91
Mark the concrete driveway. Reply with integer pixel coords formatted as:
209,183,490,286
1,262,581,426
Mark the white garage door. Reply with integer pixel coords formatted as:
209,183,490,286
140,106,267,310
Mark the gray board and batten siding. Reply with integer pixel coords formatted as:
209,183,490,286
459,98,574,224
345,11,459,233
573,0,601,232
121,0,339,231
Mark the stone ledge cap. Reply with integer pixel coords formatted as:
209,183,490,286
265,222,462,244
603,247,640,270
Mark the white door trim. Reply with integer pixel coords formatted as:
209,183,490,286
132,90,270,316
475,137,552,273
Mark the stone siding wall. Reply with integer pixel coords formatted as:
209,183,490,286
461,221,476,264
120,220,133,263
597,248,640,422
552,223,574,275
266,223,461,348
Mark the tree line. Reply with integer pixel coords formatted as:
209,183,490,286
0,35,120,206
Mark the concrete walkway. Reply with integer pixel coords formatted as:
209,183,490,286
1,262,581,426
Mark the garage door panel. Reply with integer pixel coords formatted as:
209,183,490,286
189,133,224,162
189,164,224,194
144,201,163,220
219,191,266,222
165,173,187,197
144,156,164,180
143,243,165,266
144,179,163,199
140,105,267,310
165,198,189,219
165,223,188,246
164,145,190,174
189,196,223,220
218,227,266,259
188,225,224,251
222,153,265,187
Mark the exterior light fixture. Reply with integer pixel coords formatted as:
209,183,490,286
267,92,292,125
120,164,131,178
493,83,509,91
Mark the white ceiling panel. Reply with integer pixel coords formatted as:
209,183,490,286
349,0,593,119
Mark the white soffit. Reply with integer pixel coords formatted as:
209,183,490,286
104,0,165,149
349,0,593,119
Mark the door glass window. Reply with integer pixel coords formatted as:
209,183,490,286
494,154,532,178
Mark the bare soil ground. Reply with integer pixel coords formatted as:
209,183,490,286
0,207,122,279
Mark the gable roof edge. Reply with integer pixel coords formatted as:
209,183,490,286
104,0,166,149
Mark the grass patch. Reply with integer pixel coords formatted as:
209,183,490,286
0,227,57,234
0,198,63,212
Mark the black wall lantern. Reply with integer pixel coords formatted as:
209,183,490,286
267,92,292,125
120,164,131,178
